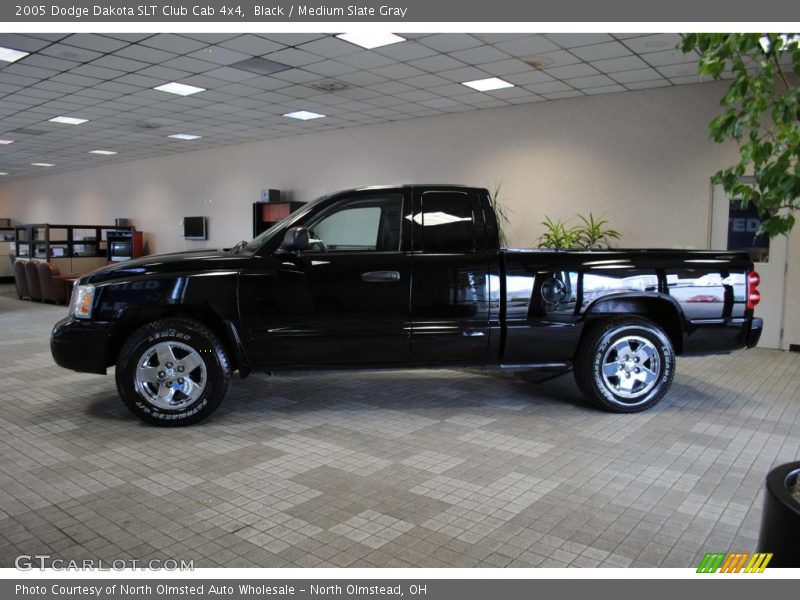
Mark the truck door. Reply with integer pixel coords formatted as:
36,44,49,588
240,189,413,366
410,188,492,362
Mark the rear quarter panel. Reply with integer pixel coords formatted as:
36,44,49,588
500,249,753,363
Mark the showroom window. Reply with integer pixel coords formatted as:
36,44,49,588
307,195,403,252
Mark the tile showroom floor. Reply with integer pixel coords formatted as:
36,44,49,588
0,284,799,568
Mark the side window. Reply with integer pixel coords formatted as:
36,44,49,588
307,195,403,252
421,191,475,253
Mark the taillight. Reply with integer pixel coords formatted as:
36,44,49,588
747,270,761,310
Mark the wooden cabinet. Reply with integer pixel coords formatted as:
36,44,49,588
252,201,304,237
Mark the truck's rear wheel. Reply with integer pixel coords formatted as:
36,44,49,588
115,318,230,425
574,317,674,413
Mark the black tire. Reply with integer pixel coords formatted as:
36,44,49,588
115,318,231,426
574,317,675,413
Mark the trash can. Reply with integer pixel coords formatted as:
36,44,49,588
757,461,800,567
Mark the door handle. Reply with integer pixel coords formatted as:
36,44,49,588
361,270,400,282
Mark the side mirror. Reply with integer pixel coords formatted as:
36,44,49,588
280,226,311,252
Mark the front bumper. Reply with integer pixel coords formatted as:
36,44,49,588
746,317,763,349
51,316,114,374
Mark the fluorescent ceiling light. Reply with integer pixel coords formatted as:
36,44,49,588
49,116,88,125
283,110,326,121
461,77,515,92
89,150,117,155
168,133,201,140
0,139,14,145
336,32,406,49
0,46,29,63
0,172,7,176
31,162,54,167
154,82,206,96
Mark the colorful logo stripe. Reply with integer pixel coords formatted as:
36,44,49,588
697,552,773,573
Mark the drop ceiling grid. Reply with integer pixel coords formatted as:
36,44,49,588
0,32,718,180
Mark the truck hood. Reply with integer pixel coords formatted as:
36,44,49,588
80,248,251,284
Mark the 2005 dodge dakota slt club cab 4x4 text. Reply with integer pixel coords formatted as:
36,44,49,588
51,185,764,425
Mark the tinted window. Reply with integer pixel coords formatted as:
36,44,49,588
307,195,403,252
421,192,475,253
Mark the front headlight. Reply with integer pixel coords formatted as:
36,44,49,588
70,283,96,319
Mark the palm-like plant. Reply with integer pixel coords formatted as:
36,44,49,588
574,212,621,249
489,181,513,248
536,216,580,249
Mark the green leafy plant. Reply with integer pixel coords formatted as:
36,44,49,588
537,213,622,249
574,212,621,249
680,33,800,237
489,181,513,248
536,216,580,249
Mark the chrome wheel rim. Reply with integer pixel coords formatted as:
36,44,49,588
134,341,206,410
600,335,661,403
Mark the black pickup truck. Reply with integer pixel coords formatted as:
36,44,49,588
51,185,763,425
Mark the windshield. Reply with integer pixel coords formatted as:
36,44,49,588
241,194,328,254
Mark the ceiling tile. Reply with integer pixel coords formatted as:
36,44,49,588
255,33,326,46
417,34,483,53
546,33,614,48
544,63,600,79
262,48,323,68
625,79,672,90
407,55,466,73
495,35,561,56
336,51,395,70
180,33,240,44
373,41,438,61
450,45,510,65
610,68,664,83
90,55,150,73
565,74,617,89
160,56,218,74
40,44,103,63
298,37,361,58
590,55,650,73
218,35,285,56
622,34,683,54
187,46,252,66
140,34,209,54
642,49,699,67
62,34,131,53
114,44,177,65
571,41,632,61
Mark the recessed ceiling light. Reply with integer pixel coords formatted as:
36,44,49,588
336,33,406,49
461,77,515,92
0,172,8,176
31,162,54,167
284,110,326,121
0,139,14,145
154,82,206,96
49,116,88,125
0,46,29,63
89,150,117,155
168,133,202,140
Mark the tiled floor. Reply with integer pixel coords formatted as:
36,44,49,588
1,284,799,568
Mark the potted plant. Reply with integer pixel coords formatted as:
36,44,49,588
757,461,800,566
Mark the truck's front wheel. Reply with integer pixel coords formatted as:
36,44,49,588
574,317,675,413
115,318,231,425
